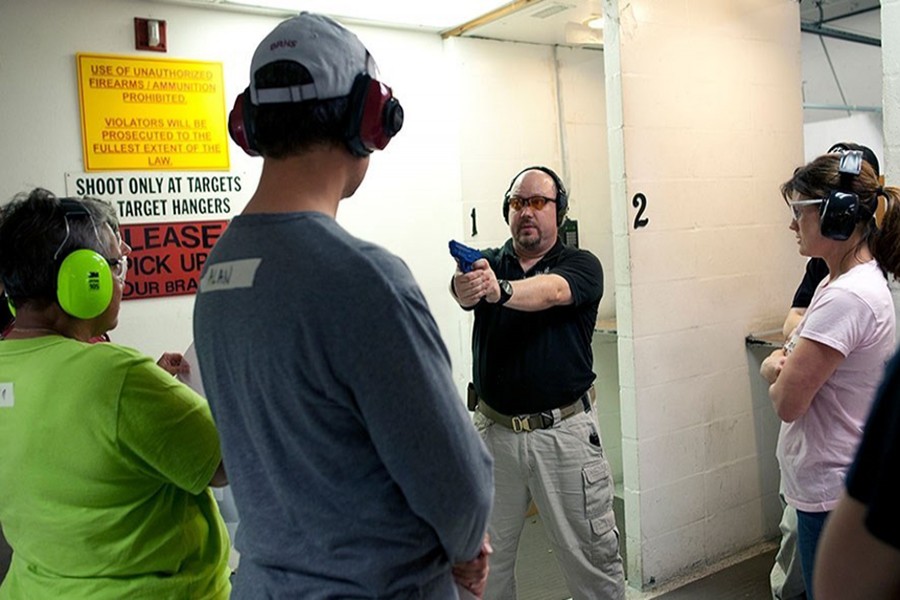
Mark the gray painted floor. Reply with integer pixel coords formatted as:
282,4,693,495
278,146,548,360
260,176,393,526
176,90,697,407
516,515,777,600
654,547,777,600
516,515,570,600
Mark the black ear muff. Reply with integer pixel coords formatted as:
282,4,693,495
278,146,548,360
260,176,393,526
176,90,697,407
502,166,569,226
820,191,859,241
344,74,404,158
228,89,259,157
55,200,115,320
820,151,863,241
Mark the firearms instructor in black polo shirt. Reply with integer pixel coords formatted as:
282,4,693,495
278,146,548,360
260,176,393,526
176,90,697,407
451,166,624,600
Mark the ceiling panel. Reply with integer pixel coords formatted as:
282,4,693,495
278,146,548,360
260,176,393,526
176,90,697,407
799,0,880,24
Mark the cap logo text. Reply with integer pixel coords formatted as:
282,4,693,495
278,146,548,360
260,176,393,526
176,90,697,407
270,39,297,51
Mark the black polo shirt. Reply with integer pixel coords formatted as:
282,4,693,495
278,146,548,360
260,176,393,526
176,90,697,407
472,238,603,415
846,348,900,549
791,258,829,309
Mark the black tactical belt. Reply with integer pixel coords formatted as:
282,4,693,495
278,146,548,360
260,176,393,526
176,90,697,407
476,393,591,433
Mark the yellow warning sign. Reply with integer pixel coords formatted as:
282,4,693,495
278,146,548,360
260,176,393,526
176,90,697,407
77,53,229,171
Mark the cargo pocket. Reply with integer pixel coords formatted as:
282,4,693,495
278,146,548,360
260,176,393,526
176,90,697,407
583,460,615,536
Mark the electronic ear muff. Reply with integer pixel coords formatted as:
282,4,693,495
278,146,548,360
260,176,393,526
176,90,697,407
228,89,260,157
55,200,114,320
819,151,864,241
344,73,404,158
503,165,569,226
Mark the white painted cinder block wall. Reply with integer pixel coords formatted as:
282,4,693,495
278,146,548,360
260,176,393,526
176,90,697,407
885,1,900,182
603,0,807,588
882,0,900,351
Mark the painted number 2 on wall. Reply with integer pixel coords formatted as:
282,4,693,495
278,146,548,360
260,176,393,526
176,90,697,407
633,193,649,229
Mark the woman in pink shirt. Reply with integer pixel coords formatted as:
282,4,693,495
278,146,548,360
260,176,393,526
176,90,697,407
761,151,900,598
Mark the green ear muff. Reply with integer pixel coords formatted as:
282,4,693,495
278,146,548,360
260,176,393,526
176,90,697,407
57,249,114,319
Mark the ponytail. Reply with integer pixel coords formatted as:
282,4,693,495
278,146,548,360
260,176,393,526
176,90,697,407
870,186,900,279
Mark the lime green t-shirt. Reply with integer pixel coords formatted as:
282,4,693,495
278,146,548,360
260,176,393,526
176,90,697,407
0,336,230,599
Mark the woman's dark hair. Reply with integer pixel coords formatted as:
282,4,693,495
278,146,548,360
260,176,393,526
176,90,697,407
781,154,900,279
0,188,118,310
251,61,351,158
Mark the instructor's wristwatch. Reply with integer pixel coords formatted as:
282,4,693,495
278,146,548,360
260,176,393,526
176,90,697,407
497,279,513,305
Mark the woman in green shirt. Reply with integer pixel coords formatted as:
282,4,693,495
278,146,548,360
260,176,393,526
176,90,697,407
0,189,230,599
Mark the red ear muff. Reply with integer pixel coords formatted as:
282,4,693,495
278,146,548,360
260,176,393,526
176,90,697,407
228,89,259,157
345,74,404,157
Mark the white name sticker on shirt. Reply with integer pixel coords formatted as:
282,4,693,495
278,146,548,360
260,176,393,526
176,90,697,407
199,258,262,293
0,383,13,408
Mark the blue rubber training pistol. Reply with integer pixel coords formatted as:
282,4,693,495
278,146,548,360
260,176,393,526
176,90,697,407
449,240,482,273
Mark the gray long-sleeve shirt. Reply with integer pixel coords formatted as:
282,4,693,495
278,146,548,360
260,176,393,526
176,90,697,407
194,212,493,599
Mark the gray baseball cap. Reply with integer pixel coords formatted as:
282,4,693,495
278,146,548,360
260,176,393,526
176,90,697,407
249,12,377,105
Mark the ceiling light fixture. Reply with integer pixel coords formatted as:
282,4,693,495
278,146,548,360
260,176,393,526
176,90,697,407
529,2,574,19
582,0,603,30
584,15,604,29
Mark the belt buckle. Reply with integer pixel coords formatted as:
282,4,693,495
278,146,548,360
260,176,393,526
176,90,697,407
511,415,531,433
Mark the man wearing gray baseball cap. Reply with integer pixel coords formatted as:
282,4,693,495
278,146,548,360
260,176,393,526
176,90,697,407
194,12,494,599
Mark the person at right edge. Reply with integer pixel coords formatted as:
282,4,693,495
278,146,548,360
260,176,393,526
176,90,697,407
193,12,493,599
771,141,882,600
814,345,900,599
451,166,625,600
